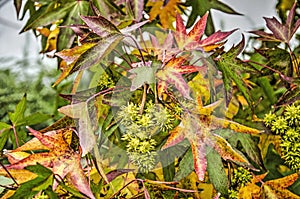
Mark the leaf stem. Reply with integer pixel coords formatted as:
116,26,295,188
139,84,147,114
12,125,19,147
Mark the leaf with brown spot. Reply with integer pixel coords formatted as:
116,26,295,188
2,127,95,199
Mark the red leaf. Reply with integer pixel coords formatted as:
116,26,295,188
199,29,237,47
291,19,300,38
5,127,96,199
176,14,187,36
190,141,207,181
248,30,279,42
264,17,288,42
187,12,208,42
174,13,234,51
80,15,120,37
175,14,187,48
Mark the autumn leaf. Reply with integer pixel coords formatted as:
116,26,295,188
149,32,180,61
147,0,183,29
58,102,96,156
174,13,237,51
156,56,206,99
250,2,300,44
3,127,95,199
239,172,300,199
185,0,242,35
162,99,259,182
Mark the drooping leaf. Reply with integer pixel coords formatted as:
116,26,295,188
21,2,77,33
185,0,242,35
71,34,124,74
53,43,97,86
58,102,96,156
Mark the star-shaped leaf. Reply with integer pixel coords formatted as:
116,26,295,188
250,2,300,44
185,0,242,35
156,56,206,99
146,0,183,29
216,36,254,106
239,172,300,199
128,61,158,91
162,99,260,182
4,127,95,199
174,13,237,51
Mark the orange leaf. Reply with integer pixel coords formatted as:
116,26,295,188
2,127,95,199
147,0,182,29
161,126,185,150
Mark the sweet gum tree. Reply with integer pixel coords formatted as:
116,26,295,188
1,0,300,198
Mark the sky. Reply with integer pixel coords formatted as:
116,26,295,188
0,0,277,61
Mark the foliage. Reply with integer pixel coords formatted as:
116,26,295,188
1,0,300,198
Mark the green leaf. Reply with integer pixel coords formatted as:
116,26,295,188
26,164,53,178
0,129,10,150
206,146,228,196
15,112,52,126
21,2,77,32
58,1,90,51
0,176,14,194
257,77,276,104
173,147,194,181
9,94,27,125
0,122,11,130
10,164,53,199
216,37,252,106
129,63,158,91
229,133,262,167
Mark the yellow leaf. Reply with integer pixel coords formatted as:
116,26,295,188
211,116,262,135
147,0,183,29
225,97,239,119
5,151,30,164
41,27,60,53
0,168,37,184
258,134,281,159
